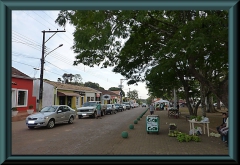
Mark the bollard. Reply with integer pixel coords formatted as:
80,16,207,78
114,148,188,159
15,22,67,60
129,124,134,129
121,131,128,138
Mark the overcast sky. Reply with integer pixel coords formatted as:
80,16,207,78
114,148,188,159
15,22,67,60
12,10,149,99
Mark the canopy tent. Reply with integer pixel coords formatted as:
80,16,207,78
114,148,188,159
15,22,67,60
154,99,170,110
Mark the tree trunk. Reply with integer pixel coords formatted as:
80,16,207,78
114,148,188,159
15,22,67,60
189,58,228,110
217,98,221,110
200,85,206,117
209,95,216,113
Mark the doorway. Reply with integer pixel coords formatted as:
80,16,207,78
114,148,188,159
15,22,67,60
59,96,65,105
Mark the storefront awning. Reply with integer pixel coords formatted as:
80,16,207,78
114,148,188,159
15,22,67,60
57,91,80,97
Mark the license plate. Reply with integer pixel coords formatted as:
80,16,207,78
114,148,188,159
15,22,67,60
82,114,87,115
28,121,35,124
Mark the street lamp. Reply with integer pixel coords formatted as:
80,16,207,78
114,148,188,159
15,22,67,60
38,44,63,111
33,67,40,78
44,44,63,58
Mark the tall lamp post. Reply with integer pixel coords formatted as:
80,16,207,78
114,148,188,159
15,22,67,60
38,43,63,111
38,30,65,111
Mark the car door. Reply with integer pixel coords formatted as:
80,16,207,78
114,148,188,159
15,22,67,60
55,106,65,124
63,106,71,121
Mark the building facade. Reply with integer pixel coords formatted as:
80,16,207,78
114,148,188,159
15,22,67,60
11,67,36,112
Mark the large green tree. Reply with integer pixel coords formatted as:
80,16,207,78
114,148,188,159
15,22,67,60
127,89,139,100
84,81,102,89
109,87,125,97
55,10,228,109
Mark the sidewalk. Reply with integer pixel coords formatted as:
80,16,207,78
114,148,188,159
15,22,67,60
108,109,228,155
12,111,35,122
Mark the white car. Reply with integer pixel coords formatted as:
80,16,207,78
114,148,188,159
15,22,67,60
121,104,126,110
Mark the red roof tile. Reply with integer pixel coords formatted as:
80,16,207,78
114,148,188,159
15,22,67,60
12,67,31,79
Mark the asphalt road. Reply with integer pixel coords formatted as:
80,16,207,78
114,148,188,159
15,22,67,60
12,106,146,155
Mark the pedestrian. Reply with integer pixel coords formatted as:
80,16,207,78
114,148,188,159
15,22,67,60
149,104,155,115
176,102,179,111
216,112,228,134
96,103,102,119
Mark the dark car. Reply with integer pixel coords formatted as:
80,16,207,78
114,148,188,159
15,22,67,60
114,104,123,112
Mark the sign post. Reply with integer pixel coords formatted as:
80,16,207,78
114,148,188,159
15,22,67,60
146,115,159,134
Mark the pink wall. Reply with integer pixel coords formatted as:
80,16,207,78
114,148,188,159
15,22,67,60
12,77,36,112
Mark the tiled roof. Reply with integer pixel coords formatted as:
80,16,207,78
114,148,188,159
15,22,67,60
12,67,32,79
94,88,119,96
44,80,101,93
111,91,121,95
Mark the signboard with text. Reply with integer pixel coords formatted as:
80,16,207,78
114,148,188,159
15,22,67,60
146,115,159,133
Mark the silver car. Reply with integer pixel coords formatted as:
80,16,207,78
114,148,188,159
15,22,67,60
25,105,77,129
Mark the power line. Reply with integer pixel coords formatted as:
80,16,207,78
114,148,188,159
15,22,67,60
12,60,62,76
41,11,74,42
31,11,73,46
12,29,119,85
45,60,70,74
12,53,40,59
22,11,48,28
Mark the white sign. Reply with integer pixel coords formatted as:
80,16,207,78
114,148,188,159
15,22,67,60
146,116,158,131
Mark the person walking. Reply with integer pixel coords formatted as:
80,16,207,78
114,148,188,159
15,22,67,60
149,104,155,115
96,103,102,119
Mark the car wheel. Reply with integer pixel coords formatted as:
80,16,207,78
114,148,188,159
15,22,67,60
101,110,105,116
68,116,74,124
78,115,82,119
28,126,35,129
47,119,55,129
110,110,113,114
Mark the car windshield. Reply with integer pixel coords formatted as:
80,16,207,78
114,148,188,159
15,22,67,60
107,105,112,107
40,106,57,112
115,104,120,106
82,102,97,107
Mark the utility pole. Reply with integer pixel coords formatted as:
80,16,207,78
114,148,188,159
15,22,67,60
38,30,65,111
129,88,130,101
119,79,127,104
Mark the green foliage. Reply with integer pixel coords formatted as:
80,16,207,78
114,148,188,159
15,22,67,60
176,133,201,142
55,10,229,109
84,81,101,89
109,87,125,97
127,90,139,100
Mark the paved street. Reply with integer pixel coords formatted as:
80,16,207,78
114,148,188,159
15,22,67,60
12,107,228,155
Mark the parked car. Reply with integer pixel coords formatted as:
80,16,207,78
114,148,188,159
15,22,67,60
134,103,139,107
142,103,147,107
106,104,117,114
25,105,77,129
123,102,131,110
130,103,134,108
114,103,123,112
77,101,106,119
121,104,126,111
